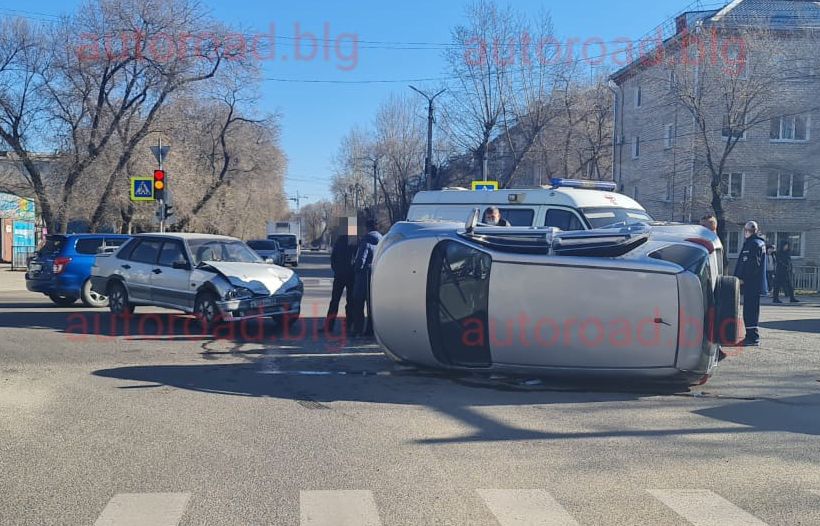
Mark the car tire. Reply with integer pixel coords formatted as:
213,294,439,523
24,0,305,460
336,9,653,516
81,279,109,308
712,276,741,345
194,291,221,330
107,282,135,315
49,294,78,307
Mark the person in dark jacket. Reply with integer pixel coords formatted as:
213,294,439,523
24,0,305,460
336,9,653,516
350,218,383,337
324,228,358,333
773,241,800,304
734,221,768,346
484,206,511,226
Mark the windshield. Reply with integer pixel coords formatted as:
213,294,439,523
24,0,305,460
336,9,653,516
188,239,262,265
247,240,279,251
268,234,297,248
581,207,653,229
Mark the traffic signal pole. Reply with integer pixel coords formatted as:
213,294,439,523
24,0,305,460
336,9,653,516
158,136,165,234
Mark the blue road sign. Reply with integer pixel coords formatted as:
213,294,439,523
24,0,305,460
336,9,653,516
471,181,499,191
130,177,155,201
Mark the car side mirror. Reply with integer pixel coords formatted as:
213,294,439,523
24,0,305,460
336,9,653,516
172,260,190,270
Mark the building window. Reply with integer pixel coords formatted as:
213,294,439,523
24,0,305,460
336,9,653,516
635,86,642,108
664,124,675,149
725,43,749,79
722,115,746,140
767,173,806,199
770,115,810,142
632,136,640,159
721,172,744,199
665,178,673,202
768,232,804,258
727,231,741,257
668,70,676,91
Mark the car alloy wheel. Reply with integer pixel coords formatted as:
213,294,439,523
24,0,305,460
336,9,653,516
82,279,109,308
195,292,220,329
108,283,133,314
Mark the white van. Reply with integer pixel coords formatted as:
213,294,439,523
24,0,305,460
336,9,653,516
406,179,653,231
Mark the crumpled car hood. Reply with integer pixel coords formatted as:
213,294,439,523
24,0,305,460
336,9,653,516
204,261,295,296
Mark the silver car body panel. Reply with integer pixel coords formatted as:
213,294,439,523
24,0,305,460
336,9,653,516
372,221,721,382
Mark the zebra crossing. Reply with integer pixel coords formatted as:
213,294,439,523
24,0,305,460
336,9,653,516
91,488,819,525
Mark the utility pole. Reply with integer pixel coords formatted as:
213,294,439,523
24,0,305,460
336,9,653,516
289,190,309,243
409,86,446,191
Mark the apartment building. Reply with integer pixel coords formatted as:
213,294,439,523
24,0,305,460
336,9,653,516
611,0,820,264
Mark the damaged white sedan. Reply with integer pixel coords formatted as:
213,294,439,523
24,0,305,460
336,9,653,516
90,233,303,327
371,211,742,386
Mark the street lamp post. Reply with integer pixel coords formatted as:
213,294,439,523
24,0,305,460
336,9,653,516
409,86,446,191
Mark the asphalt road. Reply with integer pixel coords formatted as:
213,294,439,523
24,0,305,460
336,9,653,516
0,252,818,525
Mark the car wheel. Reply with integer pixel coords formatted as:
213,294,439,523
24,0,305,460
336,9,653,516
194,291,221,329
107,282,135,314
49,294,78,307
81,279,108,308
712,276,741,345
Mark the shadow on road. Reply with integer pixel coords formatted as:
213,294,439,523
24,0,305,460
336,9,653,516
760,318,820,334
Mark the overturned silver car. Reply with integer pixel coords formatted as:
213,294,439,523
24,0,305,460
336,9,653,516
371,212,741,386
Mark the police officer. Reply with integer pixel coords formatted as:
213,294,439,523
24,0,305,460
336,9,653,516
734,221,768,346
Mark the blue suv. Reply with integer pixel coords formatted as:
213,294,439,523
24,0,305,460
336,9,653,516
26,234,131,307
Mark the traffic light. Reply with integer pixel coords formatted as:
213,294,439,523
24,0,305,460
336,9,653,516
164,203,174,219
153,169,166,200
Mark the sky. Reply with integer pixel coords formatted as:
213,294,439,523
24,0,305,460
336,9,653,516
0,0,730,211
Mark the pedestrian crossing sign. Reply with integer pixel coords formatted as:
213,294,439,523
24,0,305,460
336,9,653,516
130,177,155,201
472,181,499,191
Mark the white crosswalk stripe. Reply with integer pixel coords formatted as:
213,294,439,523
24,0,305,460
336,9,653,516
648,489,768,526
477,489,580,526
93,493,191,526
300,490,382,526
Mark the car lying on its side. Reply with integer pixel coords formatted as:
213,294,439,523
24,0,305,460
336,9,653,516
371,213,741,386
246,239,286,266
26,234,131,307
90,233,303,327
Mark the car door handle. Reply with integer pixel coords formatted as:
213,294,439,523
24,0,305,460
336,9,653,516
152,268,162,275
121,264,131,270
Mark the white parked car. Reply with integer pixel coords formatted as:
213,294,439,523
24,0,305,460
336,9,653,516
90,233,303,327
371,211,740,387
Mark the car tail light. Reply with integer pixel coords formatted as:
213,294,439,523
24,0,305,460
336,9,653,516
53,257,71,274
686,238,715,254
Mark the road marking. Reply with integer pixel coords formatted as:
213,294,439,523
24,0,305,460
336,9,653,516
648,489,768,526
300,490,382,525
477,489,579,526
94,493,191,526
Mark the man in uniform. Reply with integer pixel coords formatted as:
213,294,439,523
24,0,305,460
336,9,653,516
734,221,768,346
324,218,358,333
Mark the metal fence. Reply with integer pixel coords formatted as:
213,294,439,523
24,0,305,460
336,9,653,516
10,245,35,271
793,266,819,293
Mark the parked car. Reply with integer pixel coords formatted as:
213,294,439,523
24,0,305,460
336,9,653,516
370,213,740,386
246,239,285,266
90,233,303,327
26,234,131,307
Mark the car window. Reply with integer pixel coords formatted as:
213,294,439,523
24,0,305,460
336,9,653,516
117,238,139,260
75,238,104,255
158,241,187,267
267,235,297,248
497,208,535,227
104,238,128,248
545,209,585,231
247,240,278,251
130,239,162,264
582,208,653,229
40,235,66,255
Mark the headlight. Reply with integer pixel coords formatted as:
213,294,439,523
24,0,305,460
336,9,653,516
281,273,303,293
225,287,254,300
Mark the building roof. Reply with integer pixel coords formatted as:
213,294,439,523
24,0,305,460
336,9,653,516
611,0,820,82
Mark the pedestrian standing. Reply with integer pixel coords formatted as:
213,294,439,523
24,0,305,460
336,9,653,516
766,245,777,296
350,218,383,337
733,221,768,347
700,215,718,233
324,223,358,333
773,241,800,304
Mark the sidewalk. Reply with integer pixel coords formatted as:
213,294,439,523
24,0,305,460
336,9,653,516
0,264,26,293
